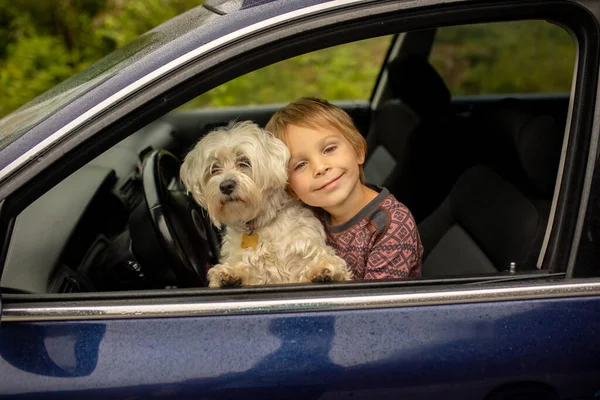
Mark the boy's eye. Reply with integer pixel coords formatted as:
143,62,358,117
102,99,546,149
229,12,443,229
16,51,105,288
293,161,307,171
324,145,337,154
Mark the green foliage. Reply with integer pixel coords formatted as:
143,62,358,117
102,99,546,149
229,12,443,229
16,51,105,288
95,0,197,49
0,35,74,115
430,21,575,95
0,0,203,117
187,37,392,109
0,2,577,118
189,20,575,109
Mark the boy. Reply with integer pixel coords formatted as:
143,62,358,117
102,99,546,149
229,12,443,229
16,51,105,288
266,97,422,280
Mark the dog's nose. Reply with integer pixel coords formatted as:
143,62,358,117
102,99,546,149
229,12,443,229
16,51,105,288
219,179,236,195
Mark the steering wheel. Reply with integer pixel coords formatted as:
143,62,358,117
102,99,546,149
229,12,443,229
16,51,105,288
129,149,220,287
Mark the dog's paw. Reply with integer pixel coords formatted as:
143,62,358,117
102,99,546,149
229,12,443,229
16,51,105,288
302,254,352,283
219,271,242,287
311,267,333,283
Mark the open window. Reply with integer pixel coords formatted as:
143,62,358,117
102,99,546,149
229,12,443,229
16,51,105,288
0,2,593,298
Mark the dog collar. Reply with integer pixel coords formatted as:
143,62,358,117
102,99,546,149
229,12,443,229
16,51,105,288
241,220,259,249
245,220,256,234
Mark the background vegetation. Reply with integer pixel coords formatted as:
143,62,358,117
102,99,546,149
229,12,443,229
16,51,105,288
0,0,576,118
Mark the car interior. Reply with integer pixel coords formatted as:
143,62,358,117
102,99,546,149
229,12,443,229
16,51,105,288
0,22,574,294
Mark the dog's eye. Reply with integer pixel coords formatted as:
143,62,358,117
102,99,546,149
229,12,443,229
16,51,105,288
237,157,251,169
210,165,221,175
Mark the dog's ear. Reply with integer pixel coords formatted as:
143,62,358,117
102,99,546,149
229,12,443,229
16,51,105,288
180,146,207,208
261,131,290,188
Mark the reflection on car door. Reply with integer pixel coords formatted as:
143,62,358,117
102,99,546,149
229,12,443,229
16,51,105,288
1,290,600,398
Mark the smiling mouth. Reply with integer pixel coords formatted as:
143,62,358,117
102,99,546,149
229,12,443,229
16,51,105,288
316,174,343,191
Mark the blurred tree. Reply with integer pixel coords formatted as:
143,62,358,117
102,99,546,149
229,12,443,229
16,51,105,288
0,0,203,116
430,21,575,95
187,20,575,110
187,36,392,109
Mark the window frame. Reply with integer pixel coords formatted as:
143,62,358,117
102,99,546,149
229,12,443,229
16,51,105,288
0,0,599,321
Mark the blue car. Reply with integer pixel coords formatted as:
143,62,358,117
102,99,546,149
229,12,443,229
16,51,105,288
0,0,599,398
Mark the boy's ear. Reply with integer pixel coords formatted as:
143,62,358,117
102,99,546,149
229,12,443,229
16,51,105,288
356,148,366,166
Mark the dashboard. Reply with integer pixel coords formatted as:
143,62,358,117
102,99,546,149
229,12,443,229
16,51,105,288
1,120,182,293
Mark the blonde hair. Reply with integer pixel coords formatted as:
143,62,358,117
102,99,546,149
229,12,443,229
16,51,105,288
266,97,367,183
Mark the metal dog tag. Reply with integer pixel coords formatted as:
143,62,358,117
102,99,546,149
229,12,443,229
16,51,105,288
241,233,259,249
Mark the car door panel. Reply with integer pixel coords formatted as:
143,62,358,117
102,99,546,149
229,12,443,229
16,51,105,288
0,295,598,399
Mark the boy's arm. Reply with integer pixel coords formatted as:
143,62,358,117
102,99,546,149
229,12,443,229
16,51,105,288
364,209,423,280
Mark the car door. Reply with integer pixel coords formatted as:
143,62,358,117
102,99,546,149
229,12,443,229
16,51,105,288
1,1,600,399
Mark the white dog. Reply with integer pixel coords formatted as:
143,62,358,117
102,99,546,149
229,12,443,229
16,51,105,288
180,121,352,288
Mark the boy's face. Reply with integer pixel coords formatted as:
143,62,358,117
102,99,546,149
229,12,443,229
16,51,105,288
285,123,364,211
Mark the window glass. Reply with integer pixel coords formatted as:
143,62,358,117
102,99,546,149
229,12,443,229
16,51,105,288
181,36,393,109
429,21,575,95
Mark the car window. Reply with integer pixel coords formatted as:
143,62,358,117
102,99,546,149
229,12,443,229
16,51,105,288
0,15,582,295
429,21,575,95
180,36,393,109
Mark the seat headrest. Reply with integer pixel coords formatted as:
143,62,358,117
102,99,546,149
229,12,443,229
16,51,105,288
371,99,420,160
387,53,451,118
481,104,562,196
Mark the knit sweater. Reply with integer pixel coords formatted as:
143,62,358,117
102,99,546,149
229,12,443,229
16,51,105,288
319,187,423,280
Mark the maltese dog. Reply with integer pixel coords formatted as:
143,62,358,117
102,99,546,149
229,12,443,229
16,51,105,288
180,121,352,288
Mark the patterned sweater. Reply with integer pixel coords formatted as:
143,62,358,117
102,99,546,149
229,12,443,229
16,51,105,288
319,187,423,280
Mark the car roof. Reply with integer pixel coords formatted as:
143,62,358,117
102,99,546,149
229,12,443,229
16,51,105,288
203,0,289,15
0,0,340,180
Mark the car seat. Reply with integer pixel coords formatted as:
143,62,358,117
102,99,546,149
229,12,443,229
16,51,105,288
418,105,562,277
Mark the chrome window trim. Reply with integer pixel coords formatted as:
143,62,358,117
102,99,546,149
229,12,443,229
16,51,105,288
3,280,600,322
371,32,406,111
537,32,581,269
566,44,600,277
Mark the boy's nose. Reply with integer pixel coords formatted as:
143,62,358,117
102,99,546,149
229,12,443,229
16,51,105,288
314,164,331,176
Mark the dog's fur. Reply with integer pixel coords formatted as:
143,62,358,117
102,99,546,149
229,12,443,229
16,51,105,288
180,121,352,288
